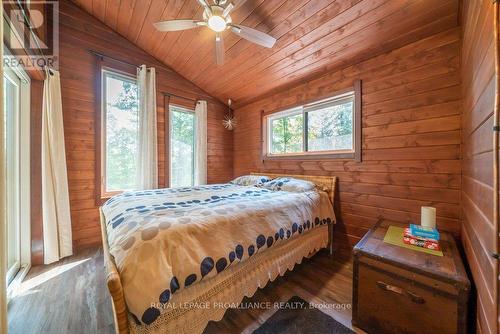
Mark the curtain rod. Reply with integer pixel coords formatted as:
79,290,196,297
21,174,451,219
13,0,52,70
89,50,141,68
162,92,199,103
90,50,206,103
89,50,181,74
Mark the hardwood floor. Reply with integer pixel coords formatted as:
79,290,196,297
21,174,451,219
7,248,115,334
7,248,356,334
204,250,356,334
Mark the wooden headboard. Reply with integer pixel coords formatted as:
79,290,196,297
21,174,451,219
250,172,337,205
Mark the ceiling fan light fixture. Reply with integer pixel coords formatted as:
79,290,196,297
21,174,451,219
154,0,276,65
208,15,226,32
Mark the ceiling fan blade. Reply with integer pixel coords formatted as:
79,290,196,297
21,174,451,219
154,20,203,32
230,25,276,48
232,0,248,11
215,33,225,65
197,0,212,17
222,3,234,17
197,0,210,9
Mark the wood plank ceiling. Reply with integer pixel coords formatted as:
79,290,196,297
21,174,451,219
71,0,459,107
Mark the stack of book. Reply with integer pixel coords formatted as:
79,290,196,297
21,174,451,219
403,224,440,251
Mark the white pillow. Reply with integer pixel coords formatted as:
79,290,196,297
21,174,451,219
261,177,316,192
230,175,271,186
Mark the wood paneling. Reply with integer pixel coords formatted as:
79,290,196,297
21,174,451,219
461,1,496,333
58,1,233,250
30,80,44,265
233,27,462,251
70,0,459,107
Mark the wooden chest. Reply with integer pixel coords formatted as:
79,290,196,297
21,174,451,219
352,220,470,334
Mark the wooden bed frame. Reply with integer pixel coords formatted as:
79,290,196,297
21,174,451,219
100,173,337,334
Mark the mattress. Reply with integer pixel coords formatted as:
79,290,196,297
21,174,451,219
101,183,335,328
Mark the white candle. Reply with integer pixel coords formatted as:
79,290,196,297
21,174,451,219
421,206,436,229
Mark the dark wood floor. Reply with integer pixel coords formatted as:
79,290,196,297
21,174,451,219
8,247,356,334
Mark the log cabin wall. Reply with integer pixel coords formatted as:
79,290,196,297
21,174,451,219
233,26,462,251
30,81,44,265
51,1,233,252
461,1,496,333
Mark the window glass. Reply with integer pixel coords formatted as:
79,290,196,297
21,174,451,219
270,113,303,154
170,106,195,187
103,71,139,192
307,99,353,152
3,68,20,284
267,92,355,156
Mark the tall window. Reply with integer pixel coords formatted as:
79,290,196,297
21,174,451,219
101,69,139,195
169,105,195,187
3,60,30,288
264,82,361,161
4,66,21,285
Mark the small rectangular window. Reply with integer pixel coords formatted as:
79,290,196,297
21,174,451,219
264,81,361,161
169,105,195,187
101,70,139,195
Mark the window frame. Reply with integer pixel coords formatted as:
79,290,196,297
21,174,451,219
168,104,196,188
262,80,362,162
3,48,32,297
266,107,304,156
95,57,139,204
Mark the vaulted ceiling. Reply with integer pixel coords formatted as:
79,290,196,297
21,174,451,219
71,0,459,107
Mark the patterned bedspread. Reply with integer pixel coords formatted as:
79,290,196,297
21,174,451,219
102,183,335,327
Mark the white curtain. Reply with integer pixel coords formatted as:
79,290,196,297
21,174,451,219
194,100,207,185
136,65,158,190
42,68,73,264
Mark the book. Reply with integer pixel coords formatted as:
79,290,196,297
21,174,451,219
403,228,441,251
409,224,440,241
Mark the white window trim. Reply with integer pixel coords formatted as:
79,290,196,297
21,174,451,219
4,47,31,300
169,104,196,187
100,68,138,197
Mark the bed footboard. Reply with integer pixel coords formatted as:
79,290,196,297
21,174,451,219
100,208,129,334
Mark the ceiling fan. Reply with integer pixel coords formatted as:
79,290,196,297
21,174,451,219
153,0,277,65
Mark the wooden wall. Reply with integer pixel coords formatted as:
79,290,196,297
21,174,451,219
30,80,44,265
50,1,233,252
233,27,462,251
461,1,496,333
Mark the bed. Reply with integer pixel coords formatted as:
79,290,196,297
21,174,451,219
100,173,337,334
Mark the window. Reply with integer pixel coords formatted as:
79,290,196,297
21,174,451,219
305,96,354,152
3,57,31,291
270,109,303,154
264,82,361,161
101,69,139,195
4,66,22,285
169,105,195,187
